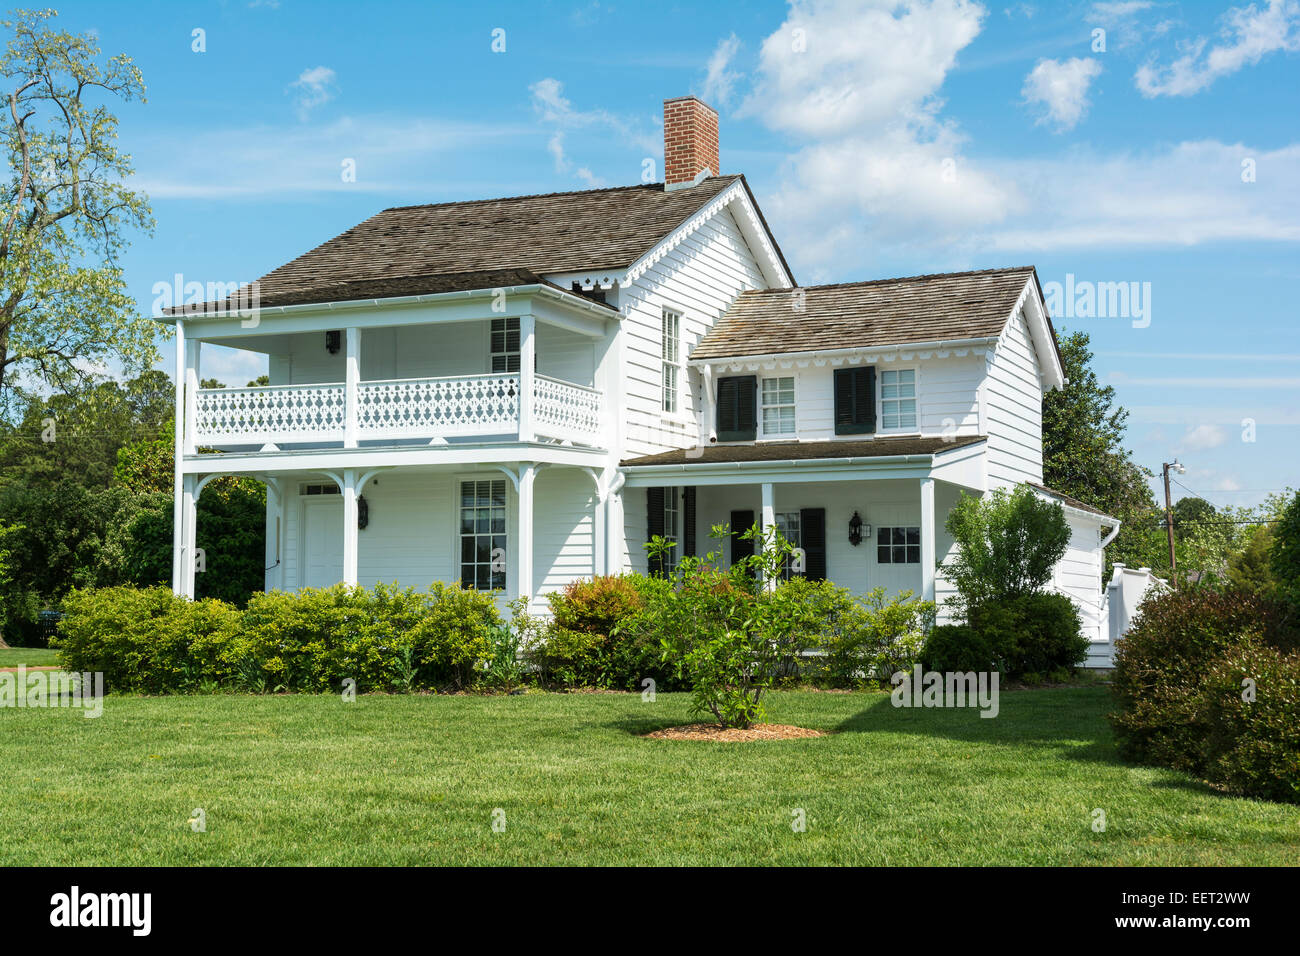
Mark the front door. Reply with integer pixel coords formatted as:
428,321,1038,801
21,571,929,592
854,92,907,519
302,497,344,589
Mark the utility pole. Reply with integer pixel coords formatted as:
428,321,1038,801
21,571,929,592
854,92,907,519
1162,459,1185,586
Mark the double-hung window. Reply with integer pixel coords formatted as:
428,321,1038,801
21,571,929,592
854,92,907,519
761,377,796,436
460,479,507,590
877,526,920,564
879,369,917,430
662,487,680,572
661,308,681,414
774,511,801,580
490,317,520,373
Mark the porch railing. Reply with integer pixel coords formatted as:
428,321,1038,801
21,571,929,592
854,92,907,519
192,372,603,448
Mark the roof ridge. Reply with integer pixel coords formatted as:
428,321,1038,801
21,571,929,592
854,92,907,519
379,174,741,213
739,265,1036,295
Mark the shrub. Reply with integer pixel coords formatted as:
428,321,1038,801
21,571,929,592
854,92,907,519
818,587,933,687
1271,490,1300,607
970,592,1087,678
1109,587,1294,773
539,575,666,689
1198,637,1300,803
943,485,1070,612
56,586,240,693
920,624,1003,674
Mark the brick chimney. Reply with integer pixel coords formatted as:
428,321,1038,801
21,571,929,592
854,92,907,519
663,96,719,190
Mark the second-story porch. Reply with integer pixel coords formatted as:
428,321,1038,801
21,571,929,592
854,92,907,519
169,282,619,456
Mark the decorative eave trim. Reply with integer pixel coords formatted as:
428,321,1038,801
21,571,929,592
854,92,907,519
621,181,792,291
689,337,1000,372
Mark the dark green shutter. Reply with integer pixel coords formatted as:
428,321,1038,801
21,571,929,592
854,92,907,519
800,508,826,581
646,487,665,576
716,375,757,441
730,509,755,567
683,487,696,557
834,366,876,435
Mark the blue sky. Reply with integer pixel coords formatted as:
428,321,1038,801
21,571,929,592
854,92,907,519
50,0,1300,508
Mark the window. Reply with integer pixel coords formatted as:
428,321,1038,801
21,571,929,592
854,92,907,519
877,526,920,564
300,482,340,496
661,308,680,413
879,369,917,430
662,487,680,572
490,317,520,373
761,377,796,436
774,511,801,580
460,479,507,590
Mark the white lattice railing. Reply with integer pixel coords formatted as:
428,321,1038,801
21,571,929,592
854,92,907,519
194,382,346,445
533,375,603,443
358,373,521,439
193,372,604,447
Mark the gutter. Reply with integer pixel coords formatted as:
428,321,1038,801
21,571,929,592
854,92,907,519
688,336,1002,367
153,282,620,325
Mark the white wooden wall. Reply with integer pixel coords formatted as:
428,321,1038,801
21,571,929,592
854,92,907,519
984,308,1045,487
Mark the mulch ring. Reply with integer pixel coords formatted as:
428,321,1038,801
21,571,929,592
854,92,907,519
642,722,828,742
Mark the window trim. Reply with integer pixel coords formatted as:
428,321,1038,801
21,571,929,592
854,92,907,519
759,375,797,438
876,525,921,565
877,366,919,433
773,510,801,581
456,476,509,592
662,486,680,572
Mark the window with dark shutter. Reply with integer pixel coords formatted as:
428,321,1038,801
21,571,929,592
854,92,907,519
730,509,755,567
683,487,696,557
716,375,757,441
646,487,665,576
800,508,827,581
834,366,876,435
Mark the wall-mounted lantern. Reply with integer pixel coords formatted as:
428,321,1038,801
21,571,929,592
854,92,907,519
325,330,341,354
848,511,864,547
357,494,369,530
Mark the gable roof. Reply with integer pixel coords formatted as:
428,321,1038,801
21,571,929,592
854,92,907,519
168,174,791,315
690,266,1042,361
1027,482,1118,522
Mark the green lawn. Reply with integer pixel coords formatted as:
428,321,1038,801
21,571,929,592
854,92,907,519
1,687,1295,865
0,647,59,667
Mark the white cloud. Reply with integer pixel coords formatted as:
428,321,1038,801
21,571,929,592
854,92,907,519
1135,0,1300,97
1179,423,1229,450
527,78,655,187
289,65,338,120
1022,57,1103,130
702,33,743,107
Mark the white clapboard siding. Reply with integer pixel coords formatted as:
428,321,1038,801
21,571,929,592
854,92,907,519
621,207,767,458
984,308,1044,486
532,468,597,599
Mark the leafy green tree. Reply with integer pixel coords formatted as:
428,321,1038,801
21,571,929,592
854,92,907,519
942,485,1070,611
1228,523,1278,597
0,9,155,399
1271,491,1300,607
1042,330,1164,574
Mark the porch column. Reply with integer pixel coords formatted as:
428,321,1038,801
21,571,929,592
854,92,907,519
920,477,936,603
592,482,606,579
182,474,198,598
183,337,200,457
344,327,360,448
342,468,359,586
517,464,536,607
699,364,715,446
171,321,187,594
518,314,535,443
604,474,625,575
760,481,776,591
265,478,286,592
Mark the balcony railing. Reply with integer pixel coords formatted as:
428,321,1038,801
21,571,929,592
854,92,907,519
192,372,603,448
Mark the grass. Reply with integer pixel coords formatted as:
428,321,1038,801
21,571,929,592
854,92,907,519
1,687,1296,865
0,647,59,667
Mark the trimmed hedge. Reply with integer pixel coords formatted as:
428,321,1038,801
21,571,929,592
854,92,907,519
1109,587,1300,803
921,592,1085,680
55,582,503,694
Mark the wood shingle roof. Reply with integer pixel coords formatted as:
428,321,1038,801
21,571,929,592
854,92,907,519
690,266,1038,361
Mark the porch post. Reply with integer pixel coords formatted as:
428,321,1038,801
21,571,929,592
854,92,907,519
604,475,624,575
592,480,606,579
344,327,360,448
518,314,535,443
920,477,936,603
182,474,198,598
342,467,359,586
699,364,715,445
183,338,200,457
517,464,536,607
761,481,776,591
172,321,186,594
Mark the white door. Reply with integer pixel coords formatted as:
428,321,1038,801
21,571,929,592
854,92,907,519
302,498,344,589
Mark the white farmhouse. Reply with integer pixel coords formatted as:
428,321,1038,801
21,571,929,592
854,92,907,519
159,95,1126,664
